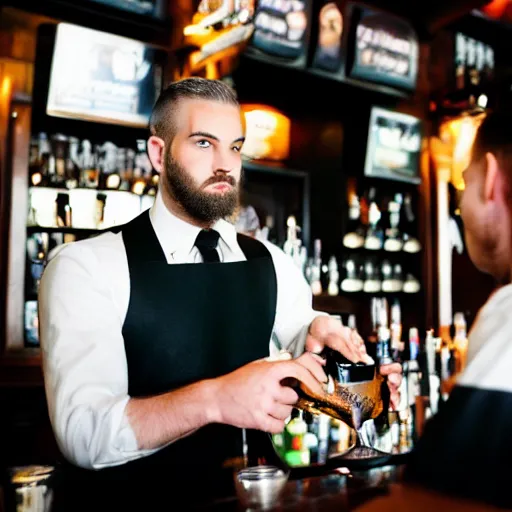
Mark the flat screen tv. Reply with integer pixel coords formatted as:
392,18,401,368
82,0,166,19
46,23,163,128
347,5,419,91
454,32,495,91
245,0,313,69
364,107,422,184
311,1,345,73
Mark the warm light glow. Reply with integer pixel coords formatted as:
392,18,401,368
240,104,291,161
1,76,12,100
477,94,488,109
482,0,510,18
183,24,213,37
435,114,486,190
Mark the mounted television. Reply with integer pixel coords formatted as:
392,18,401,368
346,5,419,91
245,0,313,69
45,23,163,128
82,0,166,19
311,1,346,74
454,32,495,91
364,107,422,184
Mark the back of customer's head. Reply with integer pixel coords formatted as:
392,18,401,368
460,111,512,283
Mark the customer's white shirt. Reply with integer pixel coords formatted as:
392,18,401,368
39,191,323,470
459,284,512,392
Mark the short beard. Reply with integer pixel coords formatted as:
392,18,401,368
163,148,240,224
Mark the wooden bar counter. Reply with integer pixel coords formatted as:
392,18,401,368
1,461,502,512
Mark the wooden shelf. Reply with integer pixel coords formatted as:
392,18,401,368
0,351,43,387
243,159,309,178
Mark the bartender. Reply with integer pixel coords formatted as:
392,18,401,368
39,77,401,502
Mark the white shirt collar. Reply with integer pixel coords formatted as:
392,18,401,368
149,190,239,261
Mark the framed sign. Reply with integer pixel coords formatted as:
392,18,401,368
364,107,422,184
246,0,313,68
347,6,419,91
46,23,163,128
312,2,345,72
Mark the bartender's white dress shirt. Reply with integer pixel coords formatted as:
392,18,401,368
39,191,324,470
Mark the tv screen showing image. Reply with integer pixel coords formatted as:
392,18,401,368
83,0,165,18
454,32,495,91
364,107,422,184
247,0,312,67
348,6,419,91
311,2,345,73
46,23,163,128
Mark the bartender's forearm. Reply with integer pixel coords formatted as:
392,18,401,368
126,379,217,450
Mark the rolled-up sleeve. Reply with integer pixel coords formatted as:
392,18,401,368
39,243,156,469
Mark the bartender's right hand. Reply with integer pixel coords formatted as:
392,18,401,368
210,353,326,434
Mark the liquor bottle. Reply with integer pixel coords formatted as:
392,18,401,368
65,137,80,189
363,259,381,293
28,135,42,187
341,258,363,293
390,299,404,361
35,132,51,187
327,255,339,296
131,140,152,195
364,189,383,250
453,312,469,374
79,140,99,188
384,194,404,252
101,141,122,190
50,134,69,188
403,273,421,294
376,298,393,365
425,329,440,416
343,194,365,249
366,298,380,361
282,410,310,467
310,239,323,296
401,194,421,253
380,260,394,293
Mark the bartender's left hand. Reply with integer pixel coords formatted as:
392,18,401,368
305,316,403,409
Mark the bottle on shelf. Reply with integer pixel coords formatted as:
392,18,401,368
283,216,307,276
50,134,69,188
101,141,122,190
376,298,393,365
79,140,99,189
403,272,421,294
327,255,339,297
363,259,381,293
343,193,365,249
340,258,363,293
425,329,441,416
453,311,469,374
310,239,323,296
364,189,384,250
390,299,404,361
65,137,80,189
401,193,421,254
384,194,404,252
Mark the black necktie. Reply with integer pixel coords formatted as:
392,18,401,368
194,229,220,263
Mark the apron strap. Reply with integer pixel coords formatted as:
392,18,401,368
120,210,167,265
237,234,272,261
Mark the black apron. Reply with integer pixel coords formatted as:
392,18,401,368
57,211,281,508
